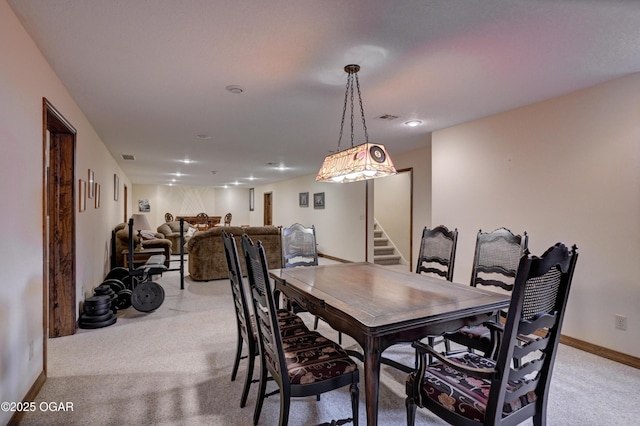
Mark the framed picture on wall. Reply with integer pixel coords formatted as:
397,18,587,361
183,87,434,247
138,199,150,212
299,192,309,207
114,174,119,201
313,192,325,209
94,183,100,209
79,179,86,212
249,188,255,211
88,169,95,198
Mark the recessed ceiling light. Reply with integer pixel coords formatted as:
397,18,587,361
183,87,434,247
181,159,193,164
173,172,183,177
404,120,423,127
225,85,244,94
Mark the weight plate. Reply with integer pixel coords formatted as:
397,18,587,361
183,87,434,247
121,275,139,290
115,289,133,310
105,267,129,282
94,286,114,296
131,281,165,312
79,314,117,329
83,305,111,316
100,279,126,293
79,311,114,323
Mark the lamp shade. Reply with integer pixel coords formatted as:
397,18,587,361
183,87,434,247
130,213,151,231
316,143,396,183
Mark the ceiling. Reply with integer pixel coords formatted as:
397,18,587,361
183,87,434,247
9,0,640,187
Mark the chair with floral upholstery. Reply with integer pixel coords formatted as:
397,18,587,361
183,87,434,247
406,243,578,426
242,234,359,426
221,230,308,409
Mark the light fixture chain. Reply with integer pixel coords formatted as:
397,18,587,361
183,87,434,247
337,72,350,153
350,73,355,148
354,73,369,143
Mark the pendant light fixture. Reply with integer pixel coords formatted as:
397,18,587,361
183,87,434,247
316,64,396,183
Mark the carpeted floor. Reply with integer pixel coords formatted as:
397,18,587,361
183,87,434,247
17,260,640,425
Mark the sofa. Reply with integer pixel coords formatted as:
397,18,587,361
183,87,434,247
111,223,172,268
186,226,282,281
157,220,196,254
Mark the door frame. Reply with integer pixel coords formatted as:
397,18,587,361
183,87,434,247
43,98,77,350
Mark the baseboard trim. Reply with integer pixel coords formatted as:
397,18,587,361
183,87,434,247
318,253,352,263
9,370,46,425
560,335,639,369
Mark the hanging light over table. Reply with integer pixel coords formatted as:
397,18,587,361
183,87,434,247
316,64,397,183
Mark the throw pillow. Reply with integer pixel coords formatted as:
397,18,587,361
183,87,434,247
140,230,156,240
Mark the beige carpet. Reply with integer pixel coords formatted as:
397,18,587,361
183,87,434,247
17,261,640,425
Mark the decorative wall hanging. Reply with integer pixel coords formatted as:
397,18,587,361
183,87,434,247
79,179,86,212
299,192,309,207
138,199,150,212
114,174,119,201
313,192,325,209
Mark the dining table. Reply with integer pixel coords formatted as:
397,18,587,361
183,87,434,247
269,262,510,426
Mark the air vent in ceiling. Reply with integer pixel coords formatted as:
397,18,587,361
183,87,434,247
121,154,136,161
376,114,399,120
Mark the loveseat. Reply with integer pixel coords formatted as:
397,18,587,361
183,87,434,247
111,223,172,268
157,220,196,254
186,226,282,281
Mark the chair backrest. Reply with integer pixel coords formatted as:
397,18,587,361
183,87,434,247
242,234,287,388
415,225,458,281
221,231,256,351
470,227,528,291
196,212,208,224
165,212,173,222
224,212,232,226
486,243,578,424
282,223,318,268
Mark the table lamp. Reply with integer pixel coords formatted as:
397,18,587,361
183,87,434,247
130,213,152,251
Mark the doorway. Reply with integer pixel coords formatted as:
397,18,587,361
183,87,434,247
263,192,273,226
371,168,413,270
43,98,77,344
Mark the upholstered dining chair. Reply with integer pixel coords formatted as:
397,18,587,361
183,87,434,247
242,234,359,426
224,212,232,226
221,231,309,408
416,225,458,281
195,212,209,230
164,212,173,222
444,227,528,358
406,243,578,426
281,223,342,343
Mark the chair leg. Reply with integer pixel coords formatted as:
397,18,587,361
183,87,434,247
240,350,255,408
253,362,268,426
314,315,319,329
350,382,359,426
279,388,291,426
405,396,417,426
231,337,243,381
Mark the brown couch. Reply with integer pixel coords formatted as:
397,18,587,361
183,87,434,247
186,226,282,281
157,220,195,254
111,223,172,268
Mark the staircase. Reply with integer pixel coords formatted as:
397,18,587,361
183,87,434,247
373,222,402,266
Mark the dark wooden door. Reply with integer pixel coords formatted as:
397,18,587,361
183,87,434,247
263,192,272,226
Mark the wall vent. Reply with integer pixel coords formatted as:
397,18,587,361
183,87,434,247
121,154,136,161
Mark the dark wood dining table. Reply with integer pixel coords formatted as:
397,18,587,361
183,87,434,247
269,262,510,426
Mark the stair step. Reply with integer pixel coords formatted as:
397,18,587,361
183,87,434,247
374,254,402,265
374,230,383,237
374,237,388,246
374,246,395,255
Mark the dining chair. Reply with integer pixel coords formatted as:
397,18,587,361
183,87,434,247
224,212,232,226
281,223,342,343
444,227,528,358
221,231,309,408
195,212,209,230
242,234,359,426
415,225,458,359
415,225,458,281
164,212,173,222
406,242,578,426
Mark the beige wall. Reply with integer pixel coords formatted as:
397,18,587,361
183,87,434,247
131,184,250,230
432,73,640,357
0,3,129,423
